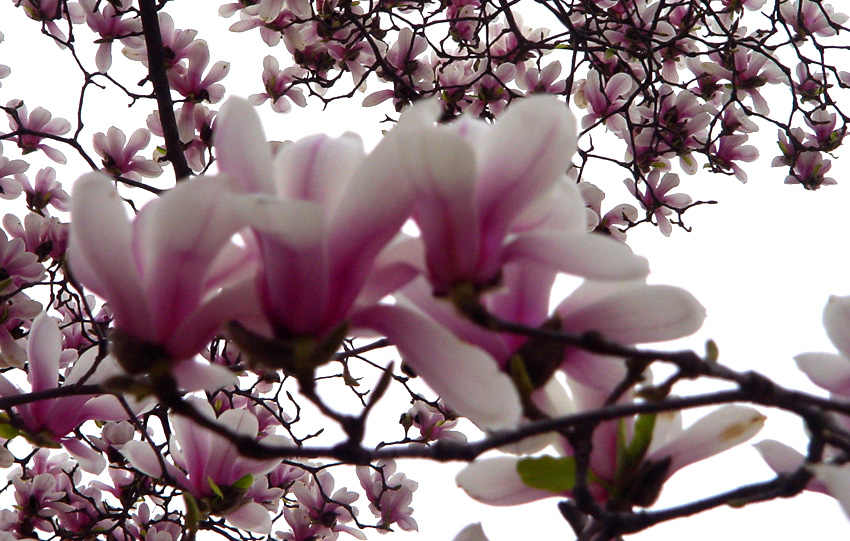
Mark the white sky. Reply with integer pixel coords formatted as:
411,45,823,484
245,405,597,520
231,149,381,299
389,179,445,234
1,1,850,540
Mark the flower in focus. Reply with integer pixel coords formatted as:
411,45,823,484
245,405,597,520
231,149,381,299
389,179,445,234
69,172,258,380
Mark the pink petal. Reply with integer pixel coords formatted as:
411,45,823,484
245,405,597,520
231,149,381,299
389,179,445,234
69,173,152,338
475,96,578,245
215,97,275,193
454,523,490,541
390,126,479,289
353,304,522,431
556,282,706,344
26,312,61,393
503,231,650,281
225,501,272,534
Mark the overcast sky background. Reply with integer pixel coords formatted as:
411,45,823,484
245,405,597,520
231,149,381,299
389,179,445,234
2,1,850,539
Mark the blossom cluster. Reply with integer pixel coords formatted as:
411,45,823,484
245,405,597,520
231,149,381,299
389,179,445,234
1,1,850,540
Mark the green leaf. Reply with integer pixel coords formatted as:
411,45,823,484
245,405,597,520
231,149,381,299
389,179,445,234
0,423,20,440
207,476,224,499
183,492,201,534
232,473,253,492
516,456,576,493
627,414,656,462
705,339,719,362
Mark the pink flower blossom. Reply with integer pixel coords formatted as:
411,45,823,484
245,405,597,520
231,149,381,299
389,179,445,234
578,70,632,134
393,96,647,297
780,0,848,37
625,172,692,236
121,398,287,534
0,312,131,472
80,0,141,72
248,55,307,113
168,41,230,104
215,97,415,339
14,166,70,213
711,134,759,182
69,172,259,376
5,100,71,163
357,460,418,532
93,126,163,181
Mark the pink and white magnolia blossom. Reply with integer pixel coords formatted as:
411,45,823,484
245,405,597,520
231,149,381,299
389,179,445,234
458,394,765,509
121,398,288,534
93,126,163,181
794,295,850,396
69,173,259,380
248,55,307,113
625,171,693,236
578,70,633,134
0,312,131,472
168,40,230,104
5,100,72,164
15,166,70,213
389,95,648,297
215,97,414,338
357,459,418,532
780,0,848,37
79,0,141,72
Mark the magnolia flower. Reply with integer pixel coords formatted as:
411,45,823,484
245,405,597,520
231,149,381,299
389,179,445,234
458,401,765,509
80,0,141,72
122,398,287,534
168,41,230,104
69,172,258,379
578,70,632,134
215,97,414,338
249,55,307,113
215,98,521,431
0,312,131,472
795,296,850,395
625,172,693,236
15,166,70,212
391,95,647,298
5,100,71,163
780,0,848,37
357,460,418,532
93,127,163,180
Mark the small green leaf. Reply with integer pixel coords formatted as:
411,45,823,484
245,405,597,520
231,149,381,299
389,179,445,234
208,476,224,499
0,423,20,440
705,339,719,362
516,456,576,493
232,474,253,492
627,414,656,462
183,492,201,533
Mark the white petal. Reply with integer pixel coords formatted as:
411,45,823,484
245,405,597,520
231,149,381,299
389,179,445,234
647,405,766,476
504,231,649,281
794,352,850,395
456,457,554,505
824,296,850,360
557,283,706,344
454,523,490,541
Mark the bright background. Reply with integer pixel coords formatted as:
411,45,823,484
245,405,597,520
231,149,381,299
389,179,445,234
1,1,850,539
